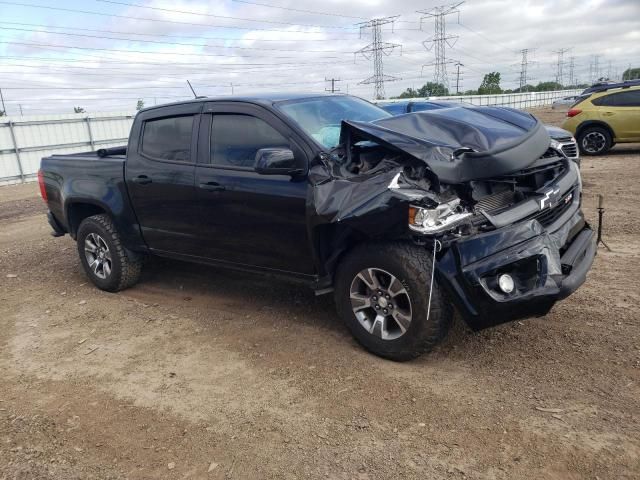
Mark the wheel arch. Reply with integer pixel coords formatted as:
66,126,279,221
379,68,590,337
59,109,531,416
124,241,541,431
65,200,110,238
575,120,615,141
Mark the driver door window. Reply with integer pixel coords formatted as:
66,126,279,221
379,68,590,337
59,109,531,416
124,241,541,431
210,114,289,168
141,115,194,162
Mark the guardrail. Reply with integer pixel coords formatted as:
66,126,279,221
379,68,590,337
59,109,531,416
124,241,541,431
0,112,134,186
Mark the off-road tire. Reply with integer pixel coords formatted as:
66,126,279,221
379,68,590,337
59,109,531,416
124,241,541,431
335,242,453,361
577,126,612,156
76,214,142,292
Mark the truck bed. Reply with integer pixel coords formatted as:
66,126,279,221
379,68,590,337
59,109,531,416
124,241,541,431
40,150,140,246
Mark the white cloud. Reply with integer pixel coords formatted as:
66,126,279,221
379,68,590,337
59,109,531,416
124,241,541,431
0,0,638,113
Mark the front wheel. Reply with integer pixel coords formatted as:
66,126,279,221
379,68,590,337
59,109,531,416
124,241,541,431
76,214,142,292
334,243,453,361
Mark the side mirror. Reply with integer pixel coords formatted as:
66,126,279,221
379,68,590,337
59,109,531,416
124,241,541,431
254,148,301,176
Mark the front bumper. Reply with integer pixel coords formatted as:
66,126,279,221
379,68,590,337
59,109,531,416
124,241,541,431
436,209,596,330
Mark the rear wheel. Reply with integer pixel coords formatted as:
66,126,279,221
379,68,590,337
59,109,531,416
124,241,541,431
76,214,142,292
578,126,612,155
335,243,453,361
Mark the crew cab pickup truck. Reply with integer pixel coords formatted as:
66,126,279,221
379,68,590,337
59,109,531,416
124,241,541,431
40,93,597,361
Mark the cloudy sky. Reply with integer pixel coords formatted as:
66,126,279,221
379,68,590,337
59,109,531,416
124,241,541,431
0,0,639,114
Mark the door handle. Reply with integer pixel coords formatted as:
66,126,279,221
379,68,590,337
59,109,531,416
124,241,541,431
199,182,226,192
602,111,615,116
132,175,152,185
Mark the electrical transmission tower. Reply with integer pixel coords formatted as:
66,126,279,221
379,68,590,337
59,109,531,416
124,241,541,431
554,48,571,86
568,56,575,87
518,48,532,91
590,55,601,83
418,2,463,91
325,78,341,93
354,16,401,100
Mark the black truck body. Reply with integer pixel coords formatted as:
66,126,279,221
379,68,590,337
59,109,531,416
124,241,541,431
40,93,596,359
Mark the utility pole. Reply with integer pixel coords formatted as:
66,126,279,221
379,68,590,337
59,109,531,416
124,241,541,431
554,47,570,86
230,83,234,95
568,56,575,87
355,16,402,100
325,77,341,93
607,60,612,81
418,2,463,92
0,87,6,115
454,62,463,94
19,104,23,116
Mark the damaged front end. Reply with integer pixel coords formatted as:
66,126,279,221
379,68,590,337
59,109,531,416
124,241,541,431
309,105,596,330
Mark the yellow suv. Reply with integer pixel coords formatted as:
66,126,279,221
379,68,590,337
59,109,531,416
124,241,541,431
562,83,640,155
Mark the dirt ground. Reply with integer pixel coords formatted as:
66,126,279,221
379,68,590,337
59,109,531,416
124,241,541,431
1,108,638,480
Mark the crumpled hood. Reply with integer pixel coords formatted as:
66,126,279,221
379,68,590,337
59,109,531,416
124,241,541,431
341,105,551,184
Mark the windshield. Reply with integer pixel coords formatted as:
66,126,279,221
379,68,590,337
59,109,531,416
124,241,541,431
277,96,391,149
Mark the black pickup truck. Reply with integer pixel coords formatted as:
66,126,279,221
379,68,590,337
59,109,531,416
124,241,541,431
40,93,596,360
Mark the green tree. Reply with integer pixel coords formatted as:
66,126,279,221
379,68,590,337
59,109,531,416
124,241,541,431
136,99,145,111
73,106,86,113
418,82,449,97
478,72,502,95
395,87,419,99
534,81,563,91
392,82,449,99
513,84,535,93
622,67,640,80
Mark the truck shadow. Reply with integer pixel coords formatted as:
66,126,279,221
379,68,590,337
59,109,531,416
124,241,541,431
136,255,343,334
133,255,549,363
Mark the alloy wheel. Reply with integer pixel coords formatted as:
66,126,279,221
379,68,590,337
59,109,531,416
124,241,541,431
349,268,413,340
84,233,113,279
582,131,606,154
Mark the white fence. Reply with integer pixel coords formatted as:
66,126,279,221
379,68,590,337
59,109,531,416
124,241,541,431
0,112,134,186
0,89,581,185
376,89,582,109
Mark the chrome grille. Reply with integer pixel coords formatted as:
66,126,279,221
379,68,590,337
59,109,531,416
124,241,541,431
561,142,578,158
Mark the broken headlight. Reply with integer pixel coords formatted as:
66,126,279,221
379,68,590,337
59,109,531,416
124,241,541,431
408,199,472,234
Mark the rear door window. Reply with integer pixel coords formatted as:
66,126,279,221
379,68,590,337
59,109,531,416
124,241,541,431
210,114,289,168
610,90,640,107
141,115,194,162
592,91,640,107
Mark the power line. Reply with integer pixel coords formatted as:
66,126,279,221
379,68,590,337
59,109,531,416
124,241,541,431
418,2,464,90
355,16,402,100
0,21,358,42
0,26,363,54
96,0,357,29
0,1,361,34
0,56,346,69
456,22,514,55
0,40,345,61
229,0,366,19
